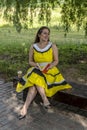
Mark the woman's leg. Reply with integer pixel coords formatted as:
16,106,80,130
20,86,37,116
36,86,54,113
36,86,50,106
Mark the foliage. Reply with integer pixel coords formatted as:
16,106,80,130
0,0,86,35
61,0,87,36
0,0,58,32
58,43,87,65
0,26,87,81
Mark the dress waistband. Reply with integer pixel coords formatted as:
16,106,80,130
39,62,51,67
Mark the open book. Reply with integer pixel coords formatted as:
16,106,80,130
37,63,50,73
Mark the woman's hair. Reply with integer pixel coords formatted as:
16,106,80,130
34,26,50,43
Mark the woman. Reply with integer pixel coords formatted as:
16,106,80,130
16,26,72,119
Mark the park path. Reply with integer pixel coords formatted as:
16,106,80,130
0,78,87,130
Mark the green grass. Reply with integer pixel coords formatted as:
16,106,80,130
0,26,87,81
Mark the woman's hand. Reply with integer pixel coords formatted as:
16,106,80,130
35,63,41,70
47,61,57,70
47,63,54,69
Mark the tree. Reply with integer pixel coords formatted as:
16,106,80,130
0,0,86,36
0,0,58,32
61,0,87,36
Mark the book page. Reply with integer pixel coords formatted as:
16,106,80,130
36,63,50,73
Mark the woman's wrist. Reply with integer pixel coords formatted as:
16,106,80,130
50,62,57,68
29,62,37,67
49,63,54,69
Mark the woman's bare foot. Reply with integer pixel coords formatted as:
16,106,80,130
40,102,54,113
18,106,27,120
20,106,27,116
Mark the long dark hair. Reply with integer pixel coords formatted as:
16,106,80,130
34,26,50,43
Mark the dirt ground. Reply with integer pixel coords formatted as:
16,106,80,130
62,67,87,85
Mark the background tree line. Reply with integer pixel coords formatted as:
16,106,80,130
0,0,87,36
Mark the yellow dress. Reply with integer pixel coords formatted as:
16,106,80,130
16,42,72,97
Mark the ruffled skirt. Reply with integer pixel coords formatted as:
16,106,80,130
16,67,72,97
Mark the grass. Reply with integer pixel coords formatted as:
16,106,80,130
0,26,87,83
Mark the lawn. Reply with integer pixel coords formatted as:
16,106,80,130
0,26,87,85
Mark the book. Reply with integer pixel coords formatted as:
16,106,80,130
37,63,50,73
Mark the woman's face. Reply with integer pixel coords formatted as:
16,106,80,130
39,29,50,42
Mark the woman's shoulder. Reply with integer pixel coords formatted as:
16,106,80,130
52,43,58,49
29,44,35,52
29,44,33,49
30,43,36,48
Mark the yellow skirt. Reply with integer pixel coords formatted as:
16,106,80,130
16,67,72,97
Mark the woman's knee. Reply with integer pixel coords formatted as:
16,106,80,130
29,86,37,94
36,86,46,96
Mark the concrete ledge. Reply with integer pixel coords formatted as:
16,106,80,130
53,82,87,110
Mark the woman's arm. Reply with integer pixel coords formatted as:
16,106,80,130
29,45,37,67
49,44,59,69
